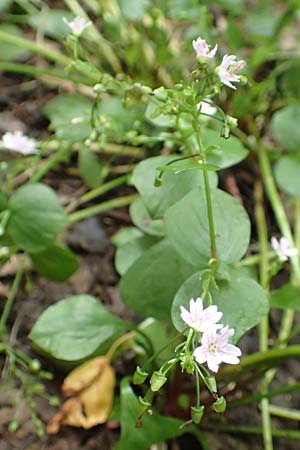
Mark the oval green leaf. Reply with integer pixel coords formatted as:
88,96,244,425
165,187,250,267
120,239,196,321
274,155,300,197
29,295,126,362
271,105,300,151
8,183,68,253
30,244,79,282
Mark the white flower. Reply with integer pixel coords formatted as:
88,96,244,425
194,326,241,373
197,99,217,116
2,131,38,155
217,54,246,90
192,37,217,60
63,16,91,36
271,236,298,262
180,297,223,333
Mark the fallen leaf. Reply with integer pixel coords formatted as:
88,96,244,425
47,356,115,433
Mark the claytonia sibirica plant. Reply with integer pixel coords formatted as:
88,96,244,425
180,297,223,333
63,16,91,36
192,37,217,60
271,236,298,262
1,131,38,155
217,54,246,90
194,326,241,373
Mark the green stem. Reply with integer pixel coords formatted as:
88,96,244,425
268,404,300,421
66,174,129,212
68,194,138,223
194,120,217,261
204,424,300,440
0,266,24,333
46,140,144,158
228,383,300,409
141,330,185,372
0,30,70,66
254,181,273,450
195,368,201,408
30,146,71,183
0,62,82,83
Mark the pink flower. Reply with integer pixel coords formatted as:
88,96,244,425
271,236,298,262
192,37,217,60
193,326,241,373
217,54,246,90
63,16,91,36
2,131,38,155
180,298,223,333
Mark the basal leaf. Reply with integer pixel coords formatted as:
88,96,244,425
30,244,79,282
274,155,300,197
271,105,300,151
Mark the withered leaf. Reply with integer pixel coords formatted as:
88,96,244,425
47,356,115,433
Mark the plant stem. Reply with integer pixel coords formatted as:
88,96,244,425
204,424,300,440
268,404,300,421
68,193,138,223
254,181,273,450
46,140,144,158
228,382,300,409
0,30,70,66
194,121,217,261
30,146,72,183
0,266,24,334
66,174,129,212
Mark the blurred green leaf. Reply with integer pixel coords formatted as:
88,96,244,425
28,10,73,39
30,244,79,282
78,147,108,188
44,95,93,141
274,155,300,197
271,105,300,151
130,198,165,236
270,284,300,310
8,183,68,253
118,0,150,21
29,295,127,362
115,234,159,275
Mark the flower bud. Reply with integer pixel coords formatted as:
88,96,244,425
191,405,205,424
213,396,227,413
180,353,195,374
221,124,230,139
205,375,217,393
226,115,238,129
133,366,148,385
150,371,167,392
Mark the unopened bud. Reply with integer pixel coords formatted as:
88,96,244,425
213,396,226,413
191,405,205,424
138,396,151,415
205,375,217,393
133,366,148,385
150,371,167,392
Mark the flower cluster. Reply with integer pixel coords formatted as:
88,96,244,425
63,16,91,36
1,131,38,155
180,297,241,373
192,36,246,90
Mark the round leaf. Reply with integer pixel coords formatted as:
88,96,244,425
115,234,159,275
30,244,79,282
8,183,68,253
131,155,218,219
274,155,300,197
171,267,268,343
202,129,248,169
271,105,300,151
120,239,196,321
130,198,165,236
165,187,250,267
29,295,126,362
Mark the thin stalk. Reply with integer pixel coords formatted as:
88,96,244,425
194,121,217,261
68,193,138,223
30,146,71,183
228,382,300,409
46,140,144,158
0,30,71,66
204,424,300,440
195,368,201,407
0,266,24,333
254,181,273,450
66,174,129,212
268,404,300,421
